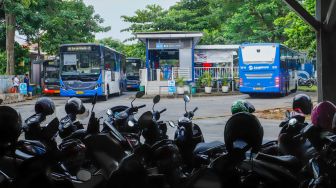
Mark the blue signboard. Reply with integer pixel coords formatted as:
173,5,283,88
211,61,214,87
19,83,27,95
168,80,176,93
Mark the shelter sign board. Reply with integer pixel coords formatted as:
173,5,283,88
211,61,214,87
194,50,233,63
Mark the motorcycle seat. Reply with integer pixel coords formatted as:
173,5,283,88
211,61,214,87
193,141,225,155
255,153,301,171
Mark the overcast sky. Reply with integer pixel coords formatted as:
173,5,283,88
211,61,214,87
83,0,179,42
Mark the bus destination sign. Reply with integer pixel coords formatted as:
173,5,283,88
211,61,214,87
67,46,92,52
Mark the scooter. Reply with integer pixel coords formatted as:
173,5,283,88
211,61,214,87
103,91,146,148
168,95,205,171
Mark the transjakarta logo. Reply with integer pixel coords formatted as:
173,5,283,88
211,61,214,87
246,65,270,71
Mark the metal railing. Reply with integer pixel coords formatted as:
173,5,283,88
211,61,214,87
194,67,239,80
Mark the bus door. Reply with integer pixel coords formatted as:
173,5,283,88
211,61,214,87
104,50,120,94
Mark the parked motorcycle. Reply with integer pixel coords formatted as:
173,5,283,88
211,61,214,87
23,97,59,151
168,95,205,171
298,77,315,88
103,91,146,148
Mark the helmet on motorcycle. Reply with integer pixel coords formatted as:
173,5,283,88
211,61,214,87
231,100,255,114
0,106,22,154
35,97,55,115
231,100,248,114
65,97,86,115
224,112,263,154
292,94,313,115
311,101,336,132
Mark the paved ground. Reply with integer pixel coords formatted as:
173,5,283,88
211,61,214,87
8,91,317,142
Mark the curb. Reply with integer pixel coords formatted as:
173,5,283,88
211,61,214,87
137,92,243,99
0,93,25,104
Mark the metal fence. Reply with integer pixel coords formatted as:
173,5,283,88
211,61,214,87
194,67,239,80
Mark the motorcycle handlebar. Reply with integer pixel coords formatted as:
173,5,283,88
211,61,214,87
193,107,198,113
159,108,167,114
137,104,146,109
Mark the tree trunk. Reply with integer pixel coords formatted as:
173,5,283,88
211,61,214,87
5,13,15,75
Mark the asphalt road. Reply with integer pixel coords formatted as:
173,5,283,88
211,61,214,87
8,91,317,142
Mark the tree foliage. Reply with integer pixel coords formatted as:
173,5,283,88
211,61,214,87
274,0,316,57
0,0,110,74
96,37,146,61
121,0,316,56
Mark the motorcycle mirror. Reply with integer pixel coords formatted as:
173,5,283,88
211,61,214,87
106,109,113,116
184,95,190,103
136,91,145,98
76,169,92,182
153,95,160,104
132,91,145,107
285,110,290,118
168,121,176,128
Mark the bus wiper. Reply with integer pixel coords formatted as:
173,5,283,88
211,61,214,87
62,75,78,80
80,76,98,81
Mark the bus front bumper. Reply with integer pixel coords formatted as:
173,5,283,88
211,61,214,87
60,88,103,97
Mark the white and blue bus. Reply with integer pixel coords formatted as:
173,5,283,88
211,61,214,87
239,43,301,97
59,43,126,100
125,58,142,90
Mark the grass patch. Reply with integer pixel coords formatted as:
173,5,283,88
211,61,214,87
298,85,317,92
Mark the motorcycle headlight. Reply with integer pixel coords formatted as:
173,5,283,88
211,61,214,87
128,120,135,127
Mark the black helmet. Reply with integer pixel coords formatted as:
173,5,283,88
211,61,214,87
292,94,312,115
65,98,86,115
35,97,55,115
224,112,263,154
0,106,22,154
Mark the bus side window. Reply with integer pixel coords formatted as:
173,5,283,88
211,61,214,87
280,47,287,70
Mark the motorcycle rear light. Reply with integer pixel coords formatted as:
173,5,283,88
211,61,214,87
239,78,243,86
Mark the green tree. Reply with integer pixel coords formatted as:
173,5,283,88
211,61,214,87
39,0,110,54
222,0,288,43
274,0,316,57
123,42,146,61
96,37,125,52
121,4,166,41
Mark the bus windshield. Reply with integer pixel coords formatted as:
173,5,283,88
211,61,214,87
126,62,141,76
241,45,276,64
61,52,101,75
45,66,59,83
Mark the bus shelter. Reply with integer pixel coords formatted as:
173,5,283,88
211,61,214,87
136,31,203,94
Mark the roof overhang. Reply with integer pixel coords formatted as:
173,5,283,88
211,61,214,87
136,31,203,46
195,45,240,50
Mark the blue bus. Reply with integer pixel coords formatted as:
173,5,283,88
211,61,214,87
125,58,142,90
59,43,126,100
239,43,301,96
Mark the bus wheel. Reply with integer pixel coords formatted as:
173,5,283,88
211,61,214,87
119,84,123,96
248,94,255,98
104,86,110,101
292,84,298,93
